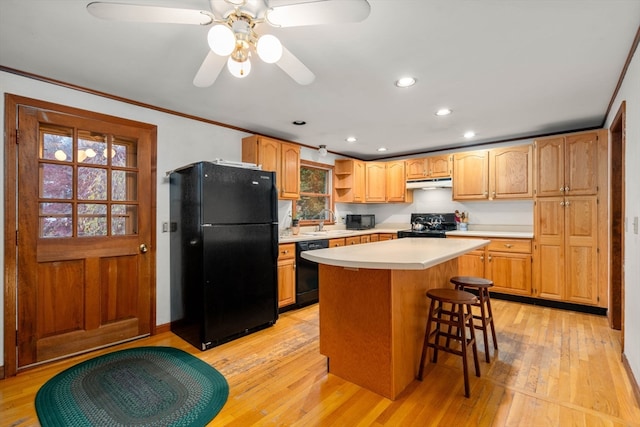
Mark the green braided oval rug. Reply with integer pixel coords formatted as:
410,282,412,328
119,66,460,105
35,346,229,427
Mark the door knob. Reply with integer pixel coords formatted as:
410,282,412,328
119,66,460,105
139,243,148,253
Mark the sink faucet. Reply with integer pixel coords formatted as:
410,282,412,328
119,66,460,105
317,209,335,231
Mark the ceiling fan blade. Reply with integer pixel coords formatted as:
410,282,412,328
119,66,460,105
276,46,315,85
87,2,213,25
193,51,227,87
266,0,371,28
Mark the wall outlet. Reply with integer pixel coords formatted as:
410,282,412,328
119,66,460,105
162,222,169,232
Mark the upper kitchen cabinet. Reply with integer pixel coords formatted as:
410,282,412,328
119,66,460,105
365,162,386,202
335,159,365,203
452,150,489,200
535,131,599,197
490,145,533,199
405,155,451,180
242,135,300,200
386,160,412,203
453,145,532,201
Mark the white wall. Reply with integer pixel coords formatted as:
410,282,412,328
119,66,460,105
604,45,640,383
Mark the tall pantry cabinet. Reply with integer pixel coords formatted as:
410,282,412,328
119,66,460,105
533,130,608,307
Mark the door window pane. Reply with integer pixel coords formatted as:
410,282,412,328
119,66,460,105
78,203,107,236
40,164,73,199
112,204,138,235
78,167,107,200
112,136,137,168
112,171,138,201
39,203,72,238
40,125,73,162
78,130,107,165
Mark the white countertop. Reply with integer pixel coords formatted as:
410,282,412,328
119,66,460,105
300,237,490,270
279,228,402,243
446,230,534,239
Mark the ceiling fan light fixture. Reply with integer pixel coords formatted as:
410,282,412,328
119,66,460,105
208,24,235,56
227,56,251,78
256,34,283,63
318,145,328,156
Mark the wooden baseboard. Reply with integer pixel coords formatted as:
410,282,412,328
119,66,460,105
155,323,171,334
622,353,640,407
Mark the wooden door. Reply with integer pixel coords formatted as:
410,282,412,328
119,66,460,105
457,250,486,278
405,158,427,179
534,198,565,300
280,142,300,199
490,145,533,199
535,137,564,197
277,244,296,308
565,132,598,196
564,196,598,304
14,104,155,370
487,252,532,295
428,155,451,178
385,161,406,202
452,150,489,200
353,160,366,202
365,162,386,202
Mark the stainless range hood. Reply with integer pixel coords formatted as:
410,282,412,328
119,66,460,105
405,177,453,189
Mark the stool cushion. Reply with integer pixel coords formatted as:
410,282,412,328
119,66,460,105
450,276,494,288
427,288,478,305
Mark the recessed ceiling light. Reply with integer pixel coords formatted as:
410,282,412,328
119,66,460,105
395,77,416,88
377,147,388,152
464,131,476,138
345,136,357,143
292,120,306,125
435,108,452,116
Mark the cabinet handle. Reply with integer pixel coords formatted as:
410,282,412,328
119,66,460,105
560,201,565,206
504,244,513,248
560,187,565,192
565,186,570,192
492,191,496,198
565,200,570,206
480,255,484,261
488,255,492,262
483,192,488,197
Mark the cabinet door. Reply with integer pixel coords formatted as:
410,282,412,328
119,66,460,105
345,236,361,245
360,234,371,244
490,145,533,199
406,158,428,179
535,137,564,197
365,162,386,202
386,161,407,202
564,196,598,304
565,132,598,196
280,142,300,199
428,155,451,178
277,258,296,308
452,151,489,200
534,197,565,300
487,252,532,295
457,249,485,277
353,160,366,202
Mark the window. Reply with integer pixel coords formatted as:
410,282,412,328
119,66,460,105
296,160,334,226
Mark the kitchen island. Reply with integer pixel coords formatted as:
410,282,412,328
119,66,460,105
301,238,490,400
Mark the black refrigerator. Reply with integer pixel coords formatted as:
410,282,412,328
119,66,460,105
169,161,278,350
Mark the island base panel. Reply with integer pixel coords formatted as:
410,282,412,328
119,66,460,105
319,259,458,400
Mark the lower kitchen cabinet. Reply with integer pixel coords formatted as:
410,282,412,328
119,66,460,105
277,243,296,308
329,238,345,248
345,236,361,245
377,233,396,241
452,237,533,296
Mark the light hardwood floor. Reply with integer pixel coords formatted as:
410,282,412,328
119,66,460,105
2,300,639,426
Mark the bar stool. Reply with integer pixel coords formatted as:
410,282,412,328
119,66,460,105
450,276,498,363
417,288,480,398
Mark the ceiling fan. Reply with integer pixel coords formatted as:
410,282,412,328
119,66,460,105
87,0,371,86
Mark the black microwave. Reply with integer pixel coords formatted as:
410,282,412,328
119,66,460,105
346,214,375,230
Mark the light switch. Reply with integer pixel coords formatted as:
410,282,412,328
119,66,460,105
162,222,169,233
634,217,639,234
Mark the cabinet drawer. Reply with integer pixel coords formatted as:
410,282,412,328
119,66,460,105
487,239,531,254
278,243,295,260
345,236,361,245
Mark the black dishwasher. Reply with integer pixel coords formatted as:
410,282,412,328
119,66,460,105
295,240,329,307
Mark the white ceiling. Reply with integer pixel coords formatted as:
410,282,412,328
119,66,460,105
1,0,639,160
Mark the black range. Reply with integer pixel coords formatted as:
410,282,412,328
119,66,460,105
397,213,458,238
